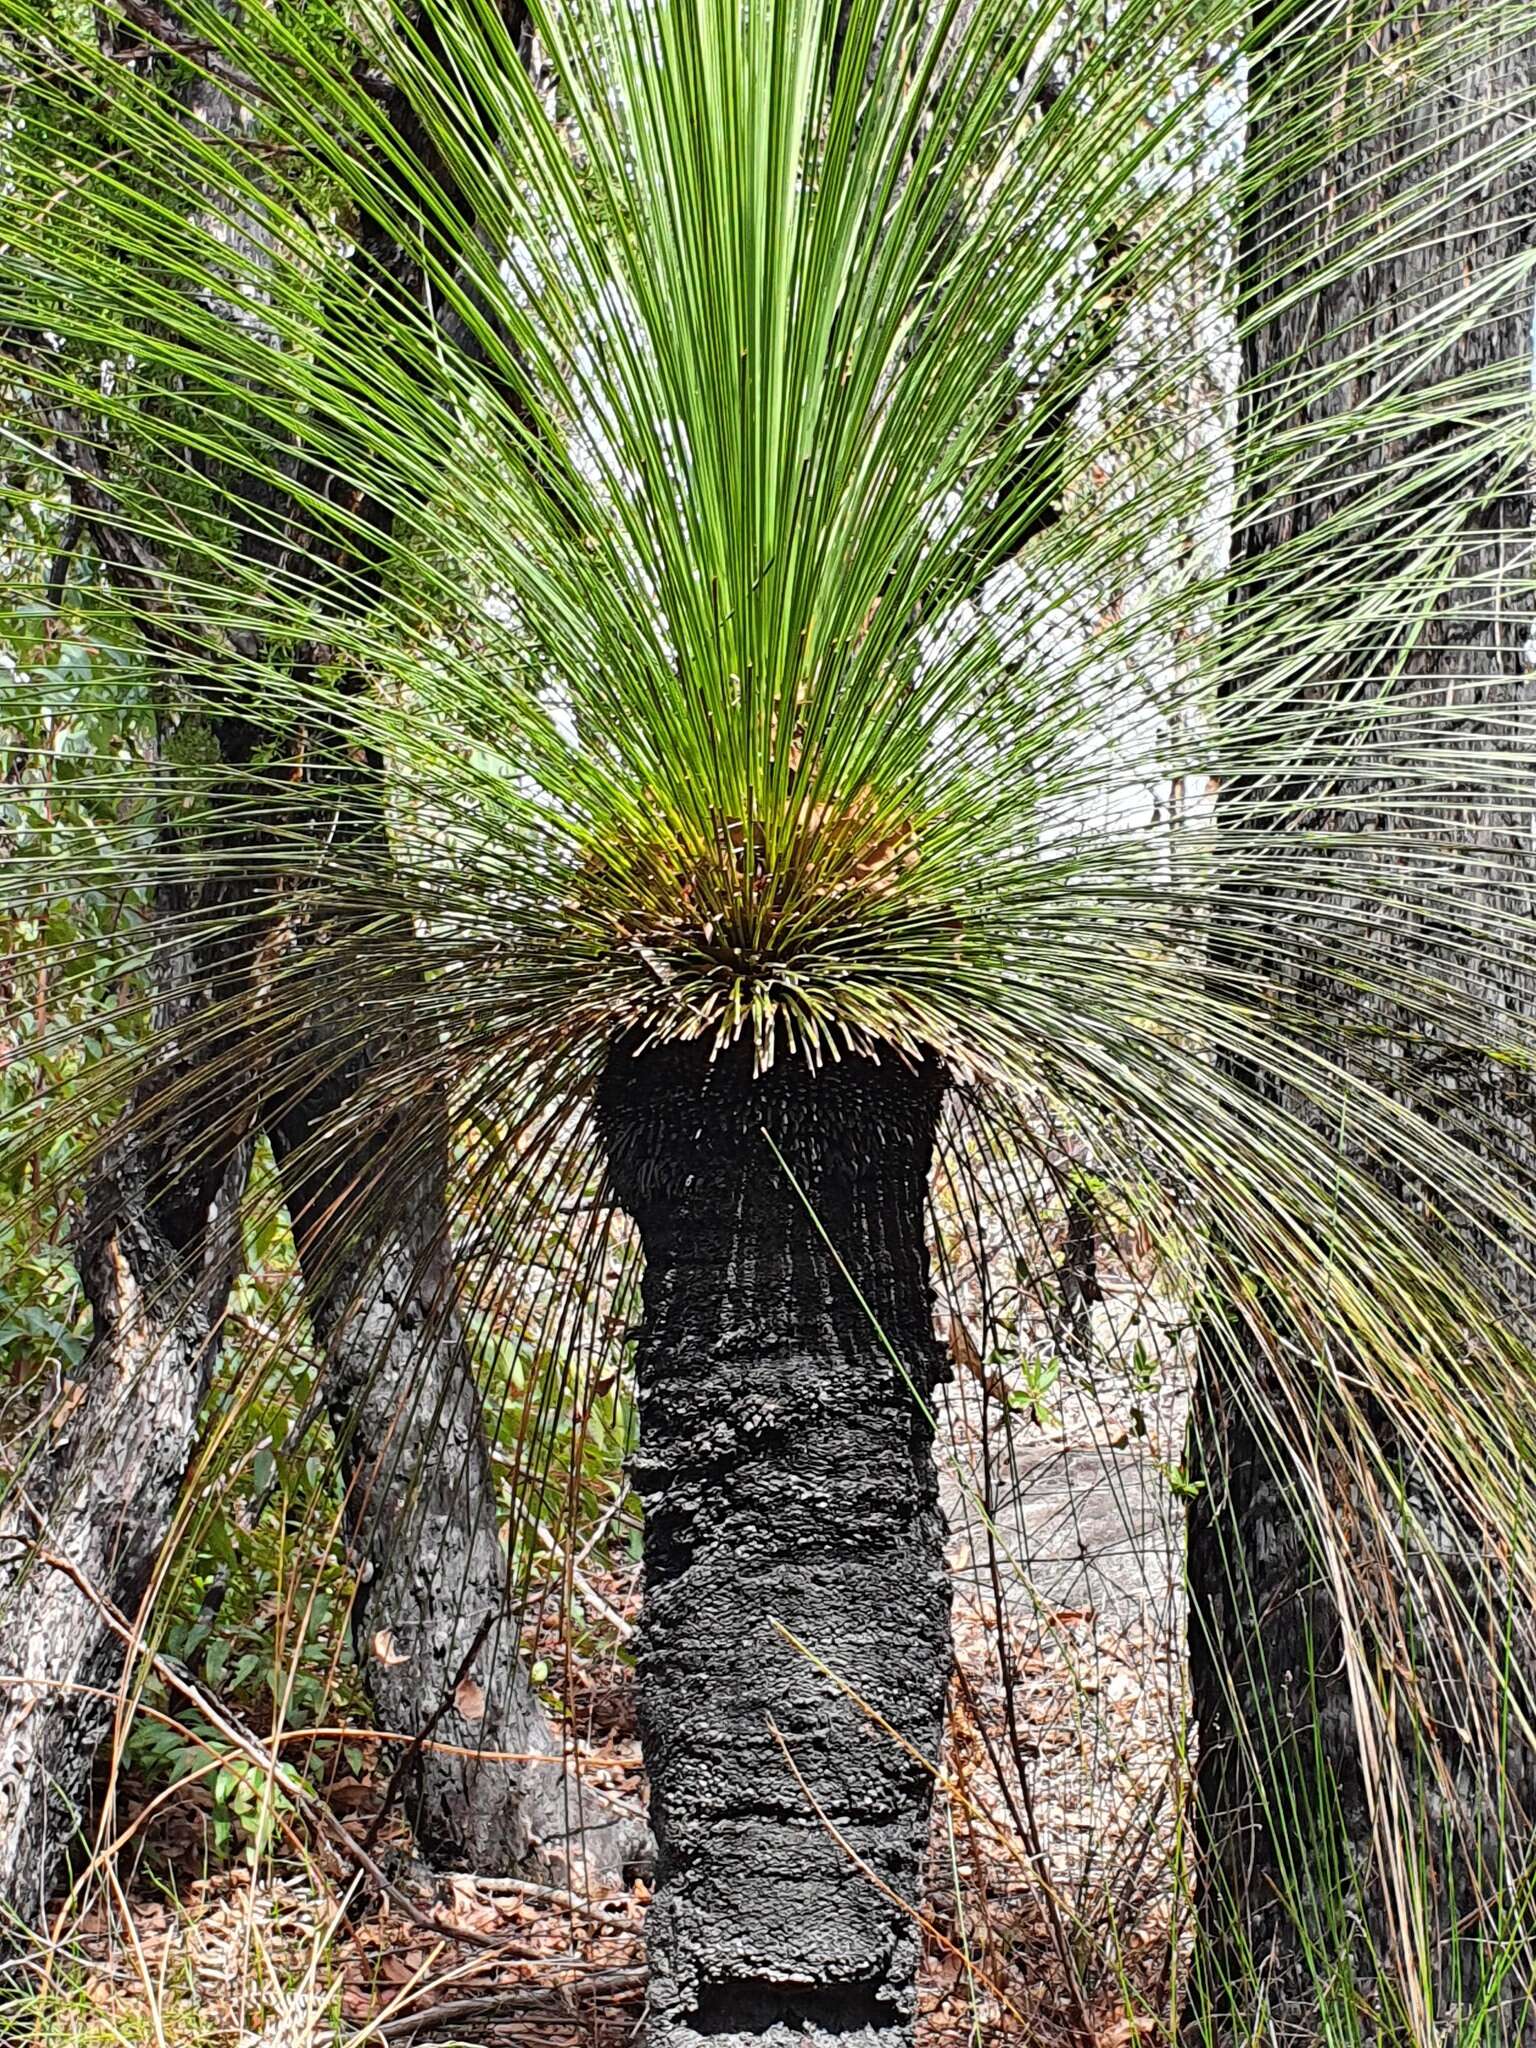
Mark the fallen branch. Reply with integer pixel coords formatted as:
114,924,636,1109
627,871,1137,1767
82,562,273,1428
468,1872,636,1927
372,1968,646,2041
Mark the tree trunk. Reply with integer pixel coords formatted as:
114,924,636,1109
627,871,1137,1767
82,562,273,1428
1188,3,1536,2037
271,989,636,1879
0,878,256,1931
595,1034,951,2048
4,0,584,1910
194,0,600,1862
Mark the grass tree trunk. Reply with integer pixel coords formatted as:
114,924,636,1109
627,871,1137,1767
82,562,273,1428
596,1034,951,2048
1187,2,1536,2036
0,879,256,1934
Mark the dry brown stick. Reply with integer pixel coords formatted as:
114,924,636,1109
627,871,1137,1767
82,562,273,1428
468,1872,636,1926
373,1969,647,2042
512,1501,634,1641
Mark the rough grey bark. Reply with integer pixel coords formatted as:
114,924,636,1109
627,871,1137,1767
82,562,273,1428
0,870,257,1934
596,1034,951,2048
270,938,638,1880
1188,4,1536,2038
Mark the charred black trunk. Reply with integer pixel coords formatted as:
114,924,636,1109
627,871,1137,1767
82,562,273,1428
596,1035,951,2048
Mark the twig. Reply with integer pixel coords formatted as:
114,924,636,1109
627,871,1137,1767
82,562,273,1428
514,1501,634,1641
111,0,266,98
372,1970,646,2041
469,1873,635,1927
572,1477,637,1569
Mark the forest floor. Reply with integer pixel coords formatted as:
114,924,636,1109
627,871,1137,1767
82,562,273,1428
14,1288,1191,2047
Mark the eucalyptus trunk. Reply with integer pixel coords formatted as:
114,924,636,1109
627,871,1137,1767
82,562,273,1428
1188,2,1536,2035
0,874,256,1932
176,0,586,1872
596,1035,951,2048
272,975,636,1879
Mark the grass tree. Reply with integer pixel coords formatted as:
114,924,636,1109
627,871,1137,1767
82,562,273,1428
3,0,1536,2041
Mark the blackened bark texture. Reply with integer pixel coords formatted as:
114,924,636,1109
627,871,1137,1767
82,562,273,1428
1188,5,1536,2039
1056,1175,1100,1366
595,1036,951,2048
0,872,257,1934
